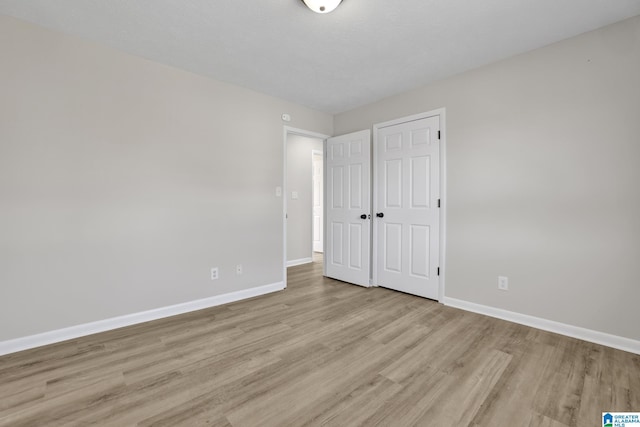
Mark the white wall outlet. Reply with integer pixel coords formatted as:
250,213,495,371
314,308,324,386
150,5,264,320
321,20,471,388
211,267,219,280
498,276,509,291
275,186,282,197
236,264,243,275
291,191,299,200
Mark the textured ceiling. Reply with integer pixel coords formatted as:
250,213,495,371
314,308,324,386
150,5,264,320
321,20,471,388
1,0,639,114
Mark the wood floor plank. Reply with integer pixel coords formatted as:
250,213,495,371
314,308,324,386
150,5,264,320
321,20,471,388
412,349,513,426
469,340,555,426
0,372,125,427
0,254,638,426
527,412,571,427
301,374,403,426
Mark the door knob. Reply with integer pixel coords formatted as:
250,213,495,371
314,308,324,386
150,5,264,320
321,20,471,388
376,212,384,218
360,214,367,219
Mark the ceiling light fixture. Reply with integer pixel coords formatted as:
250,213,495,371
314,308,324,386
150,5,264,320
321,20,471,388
301,0,343,14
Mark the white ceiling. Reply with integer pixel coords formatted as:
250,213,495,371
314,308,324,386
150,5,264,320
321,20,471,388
1,0,639,114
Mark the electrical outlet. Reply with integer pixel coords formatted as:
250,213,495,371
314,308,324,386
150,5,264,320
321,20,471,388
236,264,243,275
498,276,509,291
211,267,219,280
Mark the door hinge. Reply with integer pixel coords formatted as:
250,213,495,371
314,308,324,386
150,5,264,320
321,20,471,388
438,130,441,140
437,199,441,208
437,267,440,276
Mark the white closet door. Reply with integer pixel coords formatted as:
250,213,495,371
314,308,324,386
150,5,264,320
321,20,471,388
374,116,440,299
325,130,371,287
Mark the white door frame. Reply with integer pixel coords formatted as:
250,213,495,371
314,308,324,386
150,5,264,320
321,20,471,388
372,108,447,301
283,126,330,288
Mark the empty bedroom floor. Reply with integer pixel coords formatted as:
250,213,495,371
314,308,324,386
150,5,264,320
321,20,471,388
0,256,638,426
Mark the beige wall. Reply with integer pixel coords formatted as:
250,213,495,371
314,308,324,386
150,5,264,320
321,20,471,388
335,16,640,341
286,135,324,263
0,15,332,341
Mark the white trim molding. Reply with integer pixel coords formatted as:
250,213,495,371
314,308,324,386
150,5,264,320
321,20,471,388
286,257,313,267
0,282,285,357
443,297,640,355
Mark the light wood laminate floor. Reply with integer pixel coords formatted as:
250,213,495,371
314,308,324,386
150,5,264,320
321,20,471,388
1,254,638,426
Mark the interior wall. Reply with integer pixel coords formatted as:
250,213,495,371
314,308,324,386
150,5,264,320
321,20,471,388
286,135,323,263
0,15,332,342
334,16,640,341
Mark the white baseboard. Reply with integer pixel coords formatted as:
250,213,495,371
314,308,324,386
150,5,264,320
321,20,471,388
0,281,285,357
287,257,312,267
443,297,640,355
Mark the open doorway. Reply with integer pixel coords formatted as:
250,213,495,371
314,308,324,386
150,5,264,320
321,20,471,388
283,127,328,284
312,150,323,254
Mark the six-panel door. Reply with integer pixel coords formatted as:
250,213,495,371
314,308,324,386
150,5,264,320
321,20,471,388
325,130,371,287
374,116,440,299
